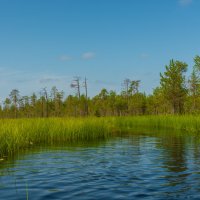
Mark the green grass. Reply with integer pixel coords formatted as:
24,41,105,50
1,115,200,158
0,117,114,158
114,115,200,133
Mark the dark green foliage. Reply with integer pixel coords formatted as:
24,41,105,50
160,60,188,114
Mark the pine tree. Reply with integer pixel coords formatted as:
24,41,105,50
160,60,187,114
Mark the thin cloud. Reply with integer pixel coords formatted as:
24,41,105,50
95,80,117,86
179,0,193,6
140,53,149,60
82,52,95,60
39,75,70,84
39,78,61,84
59,55,72,61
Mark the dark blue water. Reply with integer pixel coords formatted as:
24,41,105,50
1,133,200,199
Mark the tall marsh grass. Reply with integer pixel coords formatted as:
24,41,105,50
114,115,200,133
0,118,114,158
1,115,200,158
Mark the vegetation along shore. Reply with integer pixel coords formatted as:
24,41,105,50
1,116,200,159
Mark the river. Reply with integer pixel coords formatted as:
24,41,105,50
1,131,200,199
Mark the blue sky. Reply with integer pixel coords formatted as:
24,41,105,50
0,0,200,100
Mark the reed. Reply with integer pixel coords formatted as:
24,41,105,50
0,117,113,158
114,115,200,133
1,115,200,158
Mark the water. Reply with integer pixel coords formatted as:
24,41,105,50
1,132,200,199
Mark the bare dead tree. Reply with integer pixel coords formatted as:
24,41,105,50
122,78,131,114
123,78,131,97
70,76,81,99
41,87,49,118
83,77,88,99
9,89,20,118
83,77,88,116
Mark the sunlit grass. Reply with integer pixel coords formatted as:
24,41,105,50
1,115,200,158
0,117,114,158
114,115,200,133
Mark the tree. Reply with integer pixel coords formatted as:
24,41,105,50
3,98,11,118
187,55,200,113
121,79,141,114
71,76,81,99
56,90,64,117
194,55,200,71
83,77,88,116
129,80,140,95
123,79,131,96
19,96,30,117
30,93,37,117
43,88,49,117
160,59,188,114
39,88,49,118
146,87,170,114
115,96,127,116
64,95,79,116
51,86,58,116
122,79,131,113
108,90,117,115
9,89,20,118
94,89,109,116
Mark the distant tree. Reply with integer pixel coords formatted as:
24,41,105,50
43,88,49,117
39,88,49,117
39,91,45,118
51,86,58,116
187,55,200,113
56,90,64,117
95,89,109,116
194,55,200,71
30,93,37,117
115,96,127,116
71,77,81,99
129,92,146,115
108,90,117,115
123,79,131,95
19,96,30,117
122,79,131,113
4,98,10,108
189,70,199,96
64,95,79,117
3,98,11,118
146,87,170,115
121,79,141,114
129,80,140,95
9,89,20,118
70,77,82,116
83,77,88,116
30,93,37,107
98,88,108,100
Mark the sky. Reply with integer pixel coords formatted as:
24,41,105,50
0,0,200,101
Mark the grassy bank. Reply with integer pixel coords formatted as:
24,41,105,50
114,115,200,133
0,118,114,158
1,116,200,158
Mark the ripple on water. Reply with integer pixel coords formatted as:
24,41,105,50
1,134,200,199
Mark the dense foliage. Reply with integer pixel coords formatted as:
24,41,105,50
1,56,200,118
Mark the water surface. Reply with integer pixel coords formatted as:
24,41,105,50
1,131,200,199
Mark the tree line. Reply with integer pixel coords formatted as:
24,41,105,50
1,55,200,118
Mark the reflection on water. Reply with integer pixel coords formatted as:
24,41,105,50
1,131,200,199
